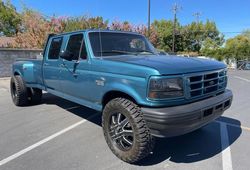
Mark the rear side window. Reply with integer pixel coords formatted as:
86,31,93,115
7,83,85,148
66,34,87,60
48,37,63,60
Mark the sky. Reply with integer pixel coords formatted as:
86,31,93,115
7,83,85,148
11,0,250,39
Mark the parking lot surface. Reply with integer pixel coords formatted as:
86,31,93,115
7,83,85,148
0,70,249,170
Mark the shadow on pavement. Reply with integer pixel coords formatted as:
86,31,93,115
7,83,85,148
41,93,242,166
138,116,241,166
41,93,102,124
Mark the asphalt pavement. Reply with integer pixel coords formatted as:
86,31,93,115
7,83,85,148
0,70,249,170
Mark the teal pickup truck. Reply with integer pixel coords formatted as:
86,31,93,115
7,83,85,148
11,30,233,163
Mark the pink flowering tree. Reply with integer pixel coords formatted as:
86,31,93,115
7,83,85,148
13,9,64,49
110,21,159,48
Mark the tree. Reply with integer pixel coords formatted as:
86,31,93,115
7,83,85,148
152,19,181,52
184,20,224,53
2,1,225,52
110,21,159,47
62,16,108,32
224,35,250,61
13,9,64,48
0,0,21,36
111,21,133,31
202,20,224,48
151,19,223,54
182,21,204,52
242,29,250,39
201,31,250,61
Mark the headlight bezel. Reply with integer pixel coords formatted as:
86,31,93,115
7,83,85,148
147,76,185,100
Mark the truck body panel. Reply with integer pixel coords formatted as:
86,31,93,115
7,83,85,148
11,29,233,136
102,55,226,75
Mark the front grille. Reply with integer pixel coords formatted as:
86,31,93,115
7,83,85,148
187,70,227,98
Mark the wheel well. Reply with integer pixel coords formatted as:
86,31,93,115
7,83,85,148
14,72,20,76
102,91,137,107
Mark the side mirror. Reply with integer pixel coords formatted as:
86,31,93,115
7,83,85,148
60,51,73,61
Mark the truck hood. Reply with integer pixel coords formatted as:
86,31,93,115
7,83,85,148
102,55,226,75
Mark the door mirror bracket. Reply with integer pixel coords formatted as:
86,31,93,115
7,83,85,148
60,51,73,61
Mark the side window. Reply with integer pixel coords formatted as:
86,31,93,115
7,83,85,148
66,34,87,60
48,37,63,60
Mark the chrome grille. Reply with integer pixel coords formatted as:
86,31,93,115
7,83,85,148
187,70,227,98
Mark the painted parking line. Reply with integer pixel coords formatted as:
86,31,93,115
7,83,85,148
220,122,233,170
0,112,99,167
215,120,250,132
234,76,250,83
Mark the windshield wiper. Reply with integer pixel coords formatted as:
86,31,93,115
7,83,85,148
96,50,155,56
135,50,155,55
97,50,136,55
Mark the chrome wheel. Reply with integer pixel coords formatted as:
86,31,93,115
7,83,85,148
109,112,134,151
102,98,154,163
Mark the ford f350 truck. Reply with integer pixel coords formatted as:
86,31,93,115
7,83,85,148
11,30,233,163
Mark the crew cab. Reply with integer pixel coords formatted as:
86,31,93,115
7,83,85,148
10,30,233,163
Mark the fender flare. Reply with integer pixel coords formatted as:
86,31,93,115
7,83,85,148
103,83,144,105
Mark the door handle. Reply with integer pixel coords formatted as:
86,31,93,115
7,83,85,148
44,63,49,66
60,62,78,77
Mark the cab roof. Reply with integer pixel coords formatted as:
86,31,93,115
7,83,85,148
51,29,142,37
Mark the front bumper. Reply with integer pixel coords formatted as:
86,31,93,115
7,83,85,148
142,89,233,138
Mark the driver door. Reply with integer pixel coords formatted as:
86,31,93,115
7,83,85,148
60,33,90,101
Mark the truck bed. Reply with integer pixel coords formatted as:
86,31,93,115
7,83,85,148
13,58,44,88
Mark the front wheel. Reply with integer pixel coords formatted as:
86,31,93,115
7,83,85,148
102,98,154,163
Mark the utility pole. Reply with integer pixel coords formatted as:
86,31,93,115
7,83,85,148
193,12,202,23
148,0,151,37
193,12,202,50
172,3,181,53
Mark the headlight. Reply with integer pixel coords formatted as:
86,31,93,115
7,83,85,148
148,77,184,99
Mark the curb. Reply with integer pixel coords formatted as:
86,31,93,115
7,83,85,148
0,77,10,80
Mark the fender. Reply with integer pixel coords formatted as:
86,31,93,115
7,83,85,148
21,63,35,83
12,61,35,83
103,81,145,105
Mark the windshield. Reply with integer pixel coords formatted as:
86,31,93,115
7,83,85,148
89,32,156,57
